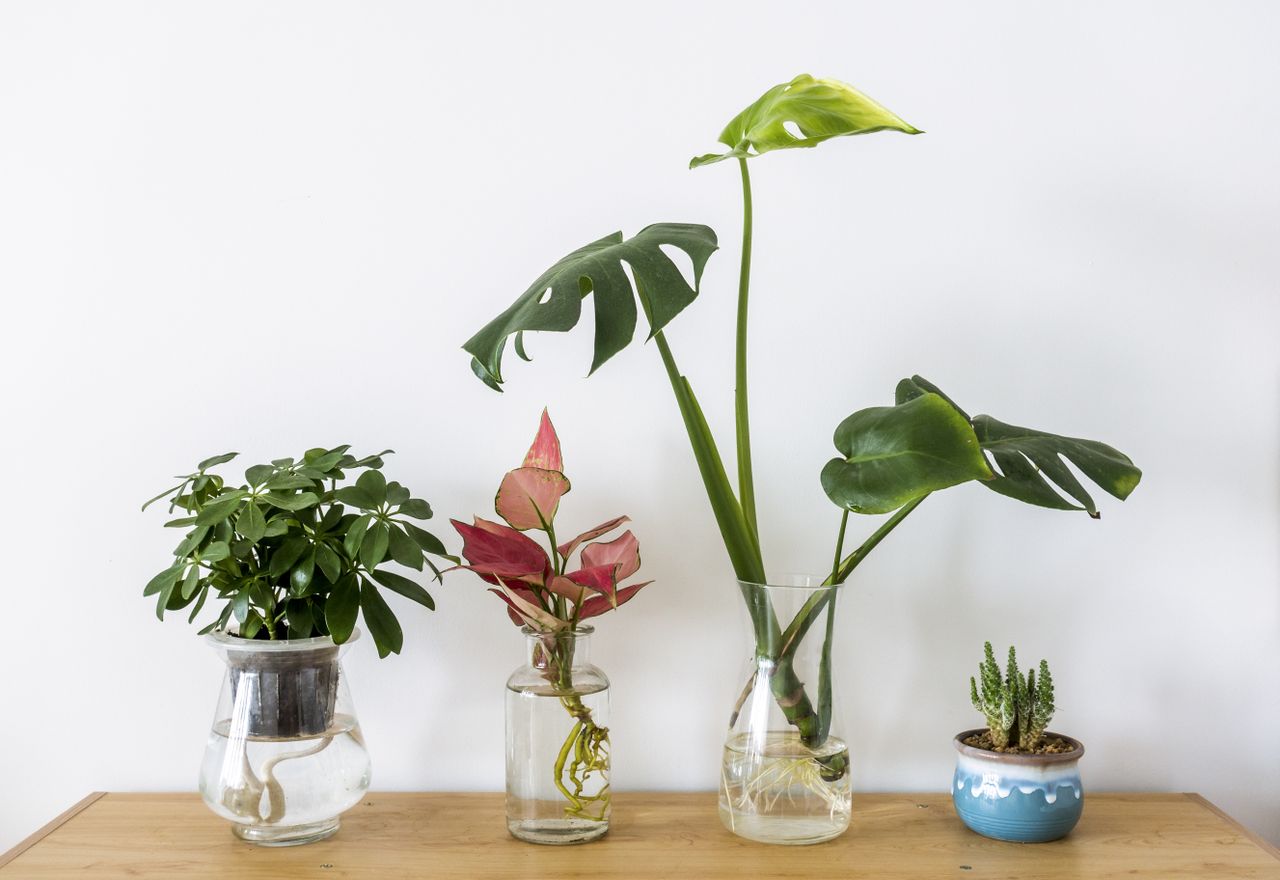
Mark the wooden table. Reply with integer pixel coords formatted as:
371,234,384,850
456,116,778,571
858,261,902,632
3,792,1278,878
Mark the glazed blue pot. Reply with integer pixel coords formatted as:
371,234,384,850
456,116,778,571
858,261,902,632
952,729,1084,843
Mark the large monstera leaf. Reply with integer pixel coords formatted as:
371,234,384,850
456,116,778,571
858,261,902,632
464,223,718,390
820,393,994,515
896,376,1142,517
690,74,920,168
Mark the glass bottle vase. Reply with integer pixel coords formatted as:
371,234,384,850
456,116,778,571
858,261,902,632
719,576,852,844
505,625,610,844
198,630,371,845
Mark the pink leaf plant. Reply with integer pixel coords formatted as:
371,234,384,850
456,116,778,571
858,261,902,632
451,409,651,633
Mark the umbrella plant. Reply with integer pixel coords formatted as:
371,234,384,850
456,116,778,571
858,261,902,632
462,75,1141,775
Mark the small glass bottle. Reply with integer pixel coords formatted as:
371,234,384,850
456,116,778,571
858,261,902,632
505,625,611,844
198,630,371,845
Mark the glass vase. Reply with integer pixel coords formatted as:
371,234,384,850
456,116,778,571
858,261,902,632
505,625,610,844
719,576,852,844
198,630,371,845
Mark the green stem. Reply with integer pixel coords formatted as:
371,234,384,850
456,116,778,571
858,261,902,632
734,157,758,546
830,510,849,586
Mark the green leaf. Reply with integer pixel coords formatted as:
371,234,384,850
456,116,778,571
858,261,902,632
371,570,435,611
198,452,239,471
344,513,373,559
386,526,424,571
141,481,187,512
973,416,1142,517
403,522,447,557
325,574,359,643
820,393,994,514
144,565,183,597
290,549,316,595
356,469,387,506
315,542,343,583
194,491,247,525
173,526,210,560
307,448,349,472
180,565,202,600
236,502,266,543
268,536,310,578
162,516,198,528
690,74,920,168
360,578,404,658
334,486,379,510
231,590,250,625
245,463,276,487
201,541,230,564
400,498,432,520
286,599,314,639
464,224,719,389
319,504,345,532
240,614,263,639
186,585,209,623
262,516,291,538
360,522,389,569
266,474,318,491
261,491,319,511
385,481,410,506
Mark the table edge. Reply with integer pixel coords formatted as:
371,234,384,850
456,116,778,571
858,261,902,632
0,792,105,870
1185,792,1280,862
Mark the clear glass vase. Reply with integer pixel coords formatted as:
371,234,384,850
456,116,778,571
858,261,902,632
198,630,371,846
505,625,610,844
719,576,852,844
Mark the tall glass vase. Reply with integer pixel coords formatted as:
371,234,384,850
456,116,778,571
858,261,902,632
719,576,852,844
505,625,611,844
198,630,371,845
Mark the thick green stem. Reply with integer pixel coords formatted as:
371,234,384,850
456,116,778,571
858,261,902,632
734,158,758,545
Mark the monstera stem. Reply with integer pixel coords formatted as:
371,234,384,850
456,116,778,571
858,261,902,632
735,157,758,546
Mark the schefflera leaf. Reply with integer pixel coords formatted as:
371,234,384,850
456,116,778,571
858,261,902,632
464,223,718,390
821,393,993,514
690,74,921,168
896,375,1142,517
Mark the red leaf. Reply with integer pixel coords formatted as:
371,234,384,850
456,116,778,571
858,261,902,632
451,517,550,580
580,530,640,582
578,581,651,620
565,564,618,601
546,574,587,604
557,515,630,559
495,467,571,532
522,408,564,472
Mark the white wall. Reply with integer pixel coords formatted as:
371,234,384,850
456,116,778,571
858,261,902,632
2,0,1277,851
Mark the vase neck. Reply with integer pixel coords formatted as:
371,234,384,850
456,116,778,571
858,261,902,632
523,627,593,670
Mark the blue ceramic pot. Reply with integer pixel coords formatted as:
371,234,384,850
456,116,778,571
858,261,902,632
952,729,1084,843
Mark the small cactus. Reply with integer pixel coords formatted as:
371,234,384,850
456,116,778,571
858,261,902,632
969,642,1055,750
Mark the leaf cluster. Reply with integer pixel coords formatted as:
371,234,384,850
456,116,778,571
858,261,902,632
969,642,1056,750
142,447,456,658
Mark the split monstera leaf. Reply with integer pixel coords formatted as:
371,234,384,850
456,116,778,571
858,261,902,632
451,410,651,631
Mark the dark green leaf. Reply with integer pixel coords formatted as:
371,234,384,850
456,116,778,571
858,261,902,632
403,522,447,557
271,457,295,467
360,578,404,658
194,491,247,526
198,452,239,471
173,526,210,560
386,526,424,571
334,486,378,510
267,474,318,490
287,599,314,639
345,449,393,469
820,393,994,514
241,614,263,639
236,502,266,542
400,498,432,520
690,74,920,168
268,537,310,578
371,570,435,611
360,522,389,568
290,549,316,595
231,591,250,624
245,463,276,487
141,481,187,512
307,448,349,472
464,224,719,389
385,481,410,506
261,491,319,511
344,514,372,558
180,565,202,600
326,574,359,644
162,516,198,528
201,541,230,564
356,469,387,506
319,504,345,532
315,542,342,583
262,517,291,538
187,585,209,623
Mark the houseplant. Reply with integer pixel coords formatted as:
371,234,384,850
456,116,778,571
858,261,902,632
462,74,1140,843
142,446,453,845
452,410,651,844
954,643,1084,842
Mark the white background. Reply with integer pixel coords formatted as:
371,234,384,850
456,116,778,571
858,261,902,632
2,0,1278,852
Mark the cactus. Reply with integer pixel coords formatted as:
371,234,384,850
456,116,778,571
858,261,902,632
969,642,1056,751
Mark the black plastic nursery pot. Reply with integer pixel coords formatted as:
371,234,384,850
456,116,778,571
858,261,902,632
223,637,340,739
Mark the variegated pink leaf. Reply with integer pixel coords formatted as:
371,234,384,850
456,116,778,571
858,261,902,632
522,408,564,472
578,581,652,619
564,564,618,601
451,517,550,580
491,584,566,631
495,467,571,531
556,515,630,559
546,574,587,604
580,530,640,582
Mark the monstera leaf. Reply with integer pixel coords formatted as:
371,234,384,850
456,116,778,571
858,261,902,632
690,74,920,168
464,223,718,390
820,393,993,515
896,376,1142,517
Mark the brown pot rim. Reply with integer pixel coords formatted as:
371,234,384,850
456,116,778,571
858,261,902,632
953,728,1084,766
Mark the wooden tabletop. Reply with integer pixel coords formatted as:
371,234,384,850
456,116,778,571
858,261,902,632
3,792,1278,879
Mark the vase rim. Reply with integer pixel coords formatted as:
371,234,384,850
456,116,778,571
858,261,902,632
205,628,360,652
737,573,841,591
952,728,1084,765
519,624,595,636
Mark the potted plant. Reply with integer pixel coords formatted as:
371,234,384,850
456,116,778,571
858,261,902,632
461,74,1140,843
142,446,453,845
954,642,1083,842
451,410,651,845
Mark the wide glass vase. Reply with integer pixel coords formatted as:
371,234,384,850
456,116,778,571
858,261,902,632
198,630,371,845
505,625,610,844
719,576,852,844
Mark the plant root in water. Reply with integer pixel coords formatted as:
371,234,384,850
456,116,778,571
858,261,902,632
553,696,610,822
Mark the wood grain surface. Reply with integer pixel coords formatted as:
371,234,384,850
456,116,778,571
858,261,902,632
3,792,1278,879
